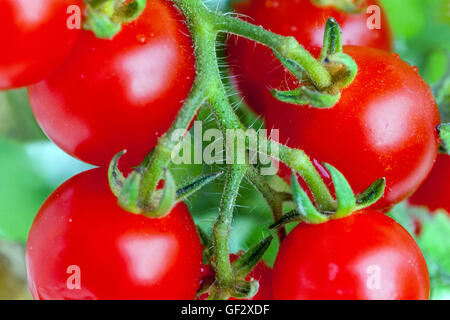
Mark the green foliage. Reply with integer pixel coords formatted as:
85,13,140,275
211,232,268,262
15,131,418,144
418,212,450,299
389,203,450,300
0,138,91,243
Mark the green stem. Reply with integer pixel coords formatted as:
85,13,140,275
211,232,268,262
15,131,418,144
246,139,336,213
138,0,215,204
214,14,332,90
211,165,247,300
278,144,335,212
138,77,207,205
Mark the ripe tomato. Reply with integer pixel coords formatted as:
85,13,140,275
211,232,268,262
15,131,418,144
28,0,195,167
409,154,450,214
266,46,440,210
26,168,203,300
228,0,392,114
0,0,82,90
199,254,273,300
272,211,430,300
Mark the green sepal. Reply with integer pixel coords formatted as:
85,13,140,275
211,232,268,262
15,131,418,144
291,172,329,224
84,5,121,39
320,18,343,61
114,0,147,23
176,171,224,201
195,275,215,299
269,210,303,229
326,52,358,90
108,150,127,197
271,86,340,108
229,279,259,300
232,236,273,279
84,0,146,39
118,169,143,214
323,163,356,218
439,123,450,154
355,178,386,210
142,168,177,218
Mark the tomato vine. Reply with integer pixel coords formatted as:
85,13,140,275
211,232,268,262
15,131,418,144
100,0,388,299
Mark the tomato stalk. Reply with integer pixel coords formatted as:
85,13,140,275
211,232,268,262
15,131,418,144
209,165,246,300
213,14,332,90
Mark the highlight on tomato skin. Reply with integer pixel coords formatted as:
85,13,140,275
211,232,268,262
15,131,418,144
227,0,393,115
409,154,450,215
0,0,83,90
266,46,441,211
26,168,204,300
28,0,196,167
272,210,430,300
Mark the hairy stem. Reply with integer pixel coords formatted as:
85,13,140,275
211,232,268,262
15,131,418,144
214,14,332,89
211,165,246,299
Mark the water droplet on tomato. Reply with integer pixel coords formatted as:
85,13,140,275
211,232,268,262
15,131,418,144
136,34,148,44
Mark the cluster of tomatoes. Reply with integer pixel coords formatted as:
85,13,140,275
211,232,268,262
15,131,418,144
2,0,447,300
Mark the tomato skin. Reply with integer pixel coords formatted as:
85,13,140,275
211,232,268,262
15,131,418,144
272,211,430,300
266,46,440,210
26,168,203,300
0,0,82,90
228,0,392,114
199,254,273,300
28,0,195,167
409,154,450,214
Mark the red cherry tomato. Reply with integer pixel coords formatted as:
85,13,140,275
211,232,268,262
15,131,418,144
26,168,203,300
266,46,440,210
228,0,392,114
28,0,195,167
272,211,430,300
409,154,450,214
199,254,273,300
0,0,82,90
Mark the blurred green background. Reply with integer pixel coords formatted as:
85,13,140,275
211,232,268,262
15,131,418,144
0,0,449,300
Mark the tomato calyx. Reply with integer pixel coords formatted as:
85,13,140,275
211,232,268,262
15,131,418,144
272,18,358,108
270,163,386,227
84,0,146,39
108,150,223,217
197,233,273,300
311,0,366,14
